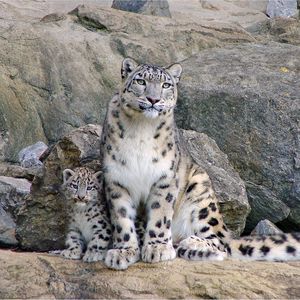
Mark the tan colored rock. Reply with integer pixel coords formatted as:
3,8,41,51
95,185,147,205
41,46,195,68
0,250,300,299
249,17,300,46
0,0,268,27
0,162,42,181
169,0,268,28
0,2,255,162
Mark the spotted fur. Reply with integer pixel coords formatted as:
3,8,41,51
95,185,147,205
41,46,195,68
100,58,300,270
61,167,111,262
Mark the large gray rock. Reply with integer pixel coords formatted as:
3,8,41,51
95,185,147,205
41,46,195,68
0,207,18,246
181,130,249,236
18,141,48,168
177,42,300,232
0,176,31,246
112,0,171,17
266,0,298,17
0,3,255,163
16,125,249,251
251,219,283,235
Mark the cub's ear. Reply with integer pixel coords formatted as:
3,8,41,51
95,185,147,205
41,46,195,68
166,63,182,84
121,58,138,80
63,169,75,183
93,170,103,183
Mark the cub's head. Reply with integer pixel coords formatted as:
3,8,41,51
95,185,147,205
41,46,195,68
62,167,102,206
120,58,182,119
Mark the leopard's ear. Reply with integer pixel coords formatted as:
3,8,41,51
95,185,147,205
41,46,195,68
166,63,182,84
63,169,75,183
121,58,138,81
93,170,103,183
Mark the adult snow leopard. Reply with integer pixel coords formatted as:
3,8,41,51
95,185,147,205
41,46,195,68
100,58,300,270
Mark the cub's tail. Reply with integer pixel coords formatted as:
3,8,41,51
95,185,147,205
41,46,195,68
228,232,300,261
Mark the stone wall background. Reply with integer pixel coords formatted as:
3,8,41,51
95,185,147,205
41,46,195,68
0,0,299,244
0,1,300,297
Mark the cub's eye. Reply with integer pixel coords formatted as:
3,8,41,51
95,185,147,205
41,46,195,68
87,186,94,191
162,82,171,89
70,183,78,189
136,79,146,86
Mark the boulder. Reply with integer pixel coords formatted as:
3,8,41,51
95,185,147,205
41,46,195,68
169,0,268,28
18,141,48,168
0,162,41,181
111,0,171,17
266,0,298,18
0,250,300,299
0,176,31,246
0,3,255,163
248,17,300,46
225,0,269,13
0,208,18,246
177,42,300,232
16,125,249,251
16,124,101,251
251,219,283,235
181,130,250,236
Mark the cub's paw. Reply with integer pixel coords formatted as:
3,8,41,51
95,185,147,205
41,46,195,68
105,248,140,270
83,249,106,263
61,248,82,260
177,236,227,261
142,243,176,263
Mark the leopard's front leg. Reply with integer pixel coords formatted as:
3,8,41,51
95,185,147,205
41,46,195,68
61,230,84,260
83,213,111,263
104,182,140,270
142,177,178,263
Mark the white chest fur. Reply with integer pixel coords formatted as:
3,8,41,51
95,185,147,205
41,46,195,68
106,118,171,207
71,204,95,243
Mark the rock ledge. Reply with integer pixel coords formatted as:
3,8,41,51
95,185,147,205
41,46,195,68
0,250,299,299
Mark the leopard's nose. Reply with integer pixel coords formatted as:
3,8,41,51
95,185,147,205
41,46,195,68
146,97,160,105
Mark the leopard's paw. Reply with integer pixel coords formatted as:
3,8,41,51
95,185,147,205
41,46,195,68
142,243,176,263
83,249,106,263
61,247,82,260
105,248,140,270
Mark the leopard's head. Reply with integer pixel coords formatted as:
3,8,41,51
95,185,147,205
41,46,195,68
120,58,182,119
62,167,102,206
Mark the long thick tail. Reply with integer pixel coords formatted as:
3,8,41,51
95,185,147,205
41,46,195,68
228,233,300,261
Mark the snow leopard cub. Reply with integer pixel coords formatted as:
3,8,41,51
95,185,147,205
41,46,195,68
61,166,111,262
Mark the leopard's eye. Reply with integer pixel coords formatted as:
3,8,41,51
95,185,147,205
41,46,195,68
87,186,94,191
162,82,171,89
70,183,78,189
136,79,146,86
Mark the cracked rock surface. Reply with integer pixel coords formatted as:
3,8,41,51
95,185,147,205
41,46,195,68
1,250,300,299
0,1,257,162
